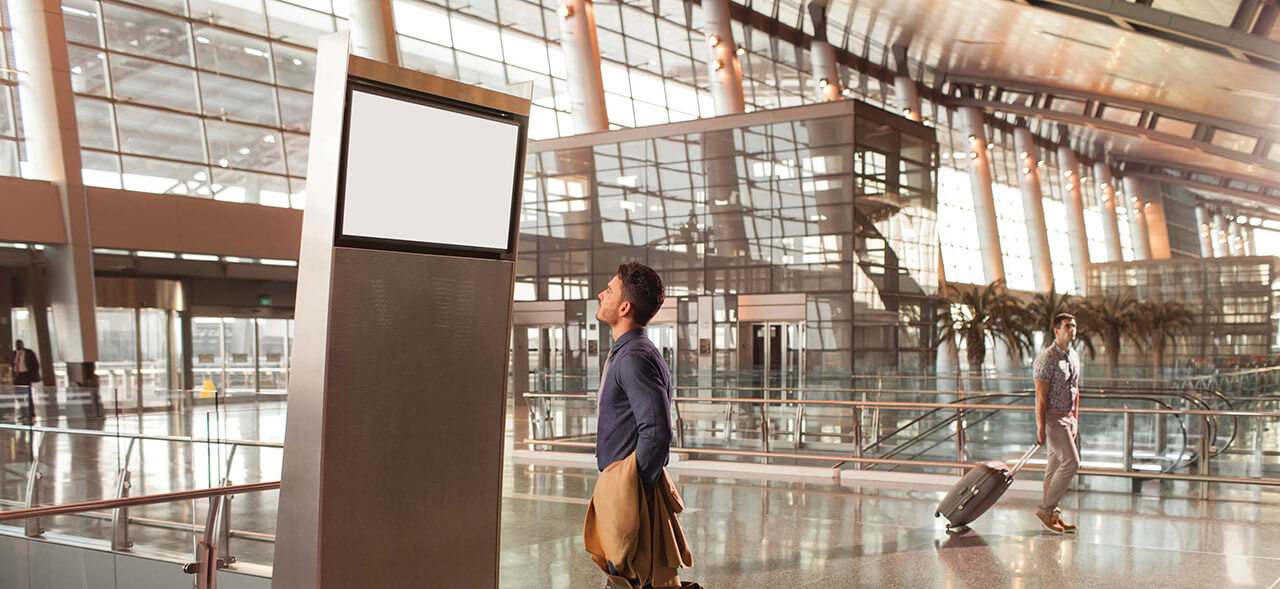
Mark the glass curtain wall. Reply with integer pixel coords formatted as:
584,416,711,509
0,0,20,177
193,315,293,394
60,0,346,206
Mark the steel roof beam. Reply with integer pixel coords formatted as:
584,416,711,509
1023,0,1280,69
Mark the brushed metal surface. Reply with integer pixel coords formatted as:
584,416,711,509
273,32,350,589
348,55,531,117
319,248,513,588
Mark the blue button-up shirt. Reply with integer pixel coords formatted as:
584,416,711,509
595,328,673,486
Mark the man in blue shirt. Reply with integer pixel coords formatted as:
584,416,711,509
594,262,673,489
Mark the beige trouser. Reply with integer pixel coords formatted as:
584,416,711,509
1038,410,1080,516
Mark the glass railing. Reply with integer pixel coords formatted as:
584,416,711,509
521,380,1280,499
0,387,283,582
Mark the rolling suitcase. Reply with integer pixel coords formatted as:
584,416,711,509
935,444,1040,531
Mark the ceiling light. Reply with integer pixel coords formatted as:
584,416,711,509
558,4,573,18
712,59,723,71
818,78,829,88
1020,151,1028,159
708,34,720,47
736,47,745,56
1022,167,1031,174
967,135,977,142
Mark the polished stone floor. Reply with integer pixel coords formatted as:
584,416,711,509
1,396,1279,588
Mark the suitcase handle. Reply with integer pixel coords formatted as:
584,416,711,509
1009,443,1041,477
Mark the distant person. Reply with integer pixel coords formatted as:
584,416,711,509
11,340,40,422
1033,313,1081,534
583,263,697,589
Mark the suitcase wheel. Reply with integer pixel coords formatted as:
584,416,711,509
934,510,940,518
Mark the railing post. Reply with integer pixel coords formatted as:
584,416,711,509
24,431,45,538
111,470,133,550
112,437,138,551
759,405,770,456
955,408,967,465
1199,415,1211,499
793,404,804,450
1122,410,1134,472
217,494,234,566
673,400,685,448
187,496,223,589
851,406,863,471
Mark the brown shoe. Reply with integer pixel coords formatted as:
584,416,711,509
1054,514,1077,533
1036,511,1065,533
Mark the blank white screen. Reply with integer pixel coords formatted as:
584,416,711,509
341,89,520,250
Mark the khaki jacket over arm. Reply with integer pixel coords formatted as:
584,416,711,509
584,452,692,588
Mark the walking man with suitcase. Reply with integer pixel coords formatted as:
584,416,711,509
1033,313,1081,534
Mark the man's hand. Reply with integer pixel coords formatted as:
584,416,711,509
1036,426,1045,446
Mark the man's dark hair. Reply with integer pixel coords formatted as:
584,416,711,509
616,262,664,326
14,340,22,348
1052,313,1076,330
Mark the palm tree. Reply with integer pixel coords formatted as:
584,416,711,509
936,279,1034,373
1077,292,1143,376
1025,289,1097,359
1136,300,1196,376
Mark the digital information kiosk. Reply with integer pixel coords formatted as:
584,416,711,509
273,32,530,588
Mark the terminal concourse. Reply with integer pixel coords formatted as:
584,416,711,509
1,0,1280,587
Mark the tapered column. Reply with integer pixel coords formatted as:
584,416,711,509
1057,147,1090,291
1014,127,1053,292
349,0,398,65
807,2,841,102
1142,187,1172,259
703,0,745,115
1122,176,1152,261
1228,219,1246,256
1211,211,1229,257
1094,163,1124,262
558,0,608,132
891,46,921,121
1245,225,1257,256
10,0,99,386
1195,205,1214,257
959,107,1005,284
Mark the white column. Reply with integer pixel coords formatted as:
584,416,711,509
703,0,745,115
1014,127,1053,292
1245,225,1258,256
349,0,398,65
894,76,921,121
1195,205,1214,257
1211,211,1229,257
1143,188,1172,259
959,107,1005,284
1122,176,1152,261
1094,163,1124,262
810,40,842,102
1057,147,1090,292
10,0,100,385
558,0,609,132
1228,219,1246,256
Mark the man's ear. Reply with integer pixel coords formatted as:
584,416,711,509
618,300,632,319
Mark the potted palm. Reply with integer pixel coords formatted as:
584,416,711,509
1136,300,1196,376
936,279,1034,374
1077,291,1142,376
1026,289,1097,359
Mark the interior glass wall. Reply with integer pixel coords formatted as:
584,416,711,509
193,315,293,394
523,100,938,376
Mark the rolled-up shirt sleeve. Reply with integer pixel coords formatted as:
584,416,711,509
614,352,673,486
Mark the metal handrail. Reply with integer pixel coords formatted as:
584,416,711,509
523,392,1280,416
0,481,281,523
520,439,1280,487
0,423,284,449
